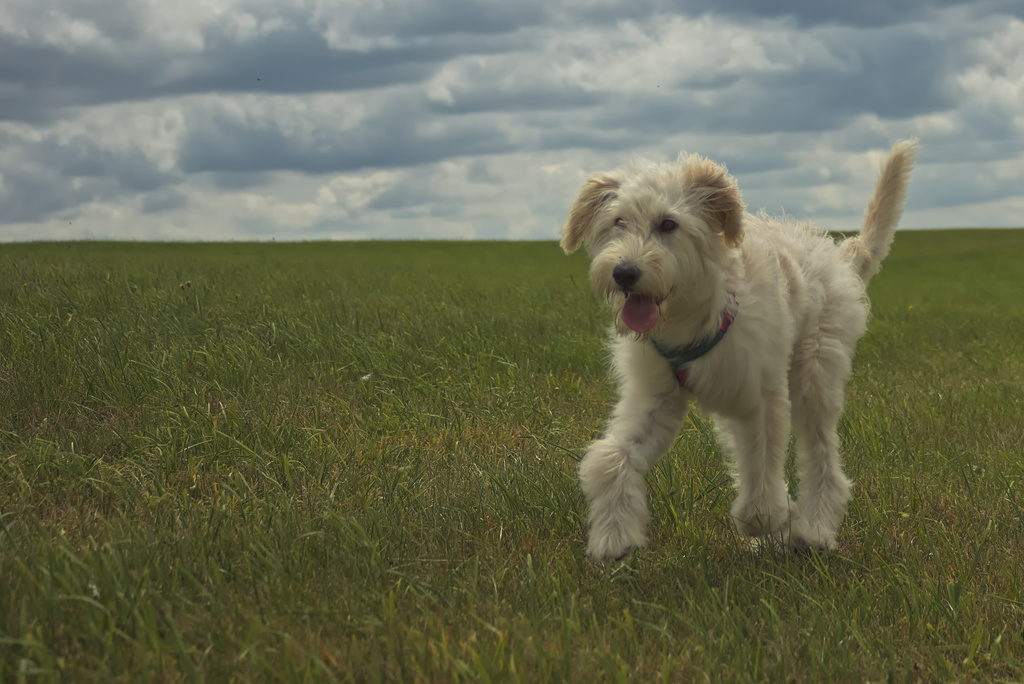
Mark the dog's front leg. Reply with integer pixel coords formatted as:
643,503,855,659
725,388,799,542
579,386,689,562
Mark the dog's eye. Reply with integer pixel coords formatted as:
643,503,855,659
658,218,678,233
614,218,626,228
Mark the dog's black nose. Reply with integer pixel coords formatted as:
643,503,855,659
612,263,641,289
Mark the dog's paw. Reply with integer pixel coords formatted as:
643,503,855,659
741,509,839,553
790,496,846,551
586,524,645,563
730,495,794,539
586,489,649,562
580,440,650,563
786,518,839,551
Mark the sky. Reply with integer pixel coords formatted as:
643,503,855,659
1,0,1023,242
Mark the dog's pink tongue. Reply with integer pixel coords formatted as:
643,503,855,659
621,295,660,333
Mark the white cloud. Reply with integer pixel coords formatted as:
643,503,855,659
954,18,1024,131
2,0,1023,242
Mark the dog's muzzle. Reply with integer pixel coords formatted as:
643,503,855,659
612,263,641,290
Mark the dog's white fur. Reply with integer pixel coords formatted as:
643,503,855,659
561,141,917,561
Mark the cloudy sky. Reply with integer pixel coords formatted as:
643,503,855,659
1,0,1022,242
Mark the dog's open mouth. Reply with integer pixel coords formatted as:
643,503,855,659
621,293,660,333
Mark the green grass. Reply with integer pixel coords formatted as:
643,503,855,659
1,230,1023,682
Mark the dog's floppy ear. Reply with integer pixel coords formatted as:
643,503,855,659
684,157,745,248
560,173,620,254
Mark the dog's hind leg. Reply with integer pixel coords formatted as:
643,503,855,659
789,333,855,550
579,388,689,562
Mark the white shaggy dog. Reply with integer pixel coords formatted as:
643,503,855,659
561,140,917,561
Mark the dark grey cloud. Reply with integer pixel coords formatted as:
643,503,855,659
8,0,145,41
0,166,183,224
0,168,97,223
2,0,1022,235
0,132,178,222
176,103,514,174
665,0,982,27
426,82,604,115
589,24,953,142
466,159,501,183
352,0,547,38
0,40,440,123
206,171,274,190
31,135,172,192
710,150,800,178
366,184,438,212
0,4,513,122
167,16,962,179
0,41,145,122
140,189,188,215
912,170,1021,210
757,26,953,120
534,125,638,156
392,203,464,220
174,29,459,96
919,136,1024,165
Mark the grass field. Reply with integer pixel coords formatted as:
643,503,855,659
1,230,1023,682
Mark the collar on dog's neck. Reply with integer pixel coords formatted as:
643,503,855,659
650,292,738,387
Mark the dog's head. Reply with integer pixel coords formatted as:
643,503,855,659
560,154,745,336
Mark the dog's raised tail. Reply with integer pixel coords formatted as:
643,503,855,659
842,139,918,283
